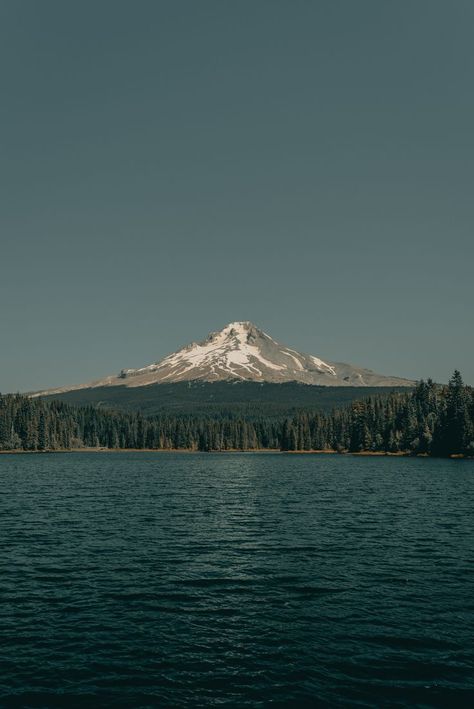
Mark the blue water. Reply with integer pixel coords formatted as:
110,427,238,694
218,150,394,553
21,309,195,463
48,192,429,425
0,453,473,708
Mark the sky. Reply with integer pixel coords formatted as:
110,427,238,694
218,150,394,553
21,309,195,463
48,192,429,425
1,0,473,392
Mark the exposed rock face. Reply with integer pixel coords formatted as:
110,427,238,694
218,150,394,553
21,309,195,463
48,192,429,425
32,321,414,397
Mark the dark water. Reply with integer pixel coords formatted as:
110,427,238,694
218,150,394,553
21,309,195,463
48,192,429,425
0,454,473,708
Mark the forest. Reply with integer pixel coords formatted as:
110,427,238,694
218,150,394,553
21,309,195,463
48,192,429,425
0,372,473,457
39,379,411,418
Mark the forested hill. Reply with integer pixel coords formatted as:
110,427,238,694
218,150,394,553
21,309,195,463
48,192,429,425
1,372,473,456
37,381,412,418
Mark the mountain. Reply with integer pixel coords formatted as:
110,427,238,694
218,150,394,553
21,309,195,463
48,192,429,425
34,321,414,397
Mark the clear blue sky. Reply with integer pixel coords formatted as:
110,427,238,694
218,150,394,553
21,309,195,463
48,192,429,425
1,0,473,392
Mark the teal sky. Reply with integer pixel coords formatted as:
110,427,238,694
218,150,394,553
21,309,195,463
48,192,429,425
1,0,473,392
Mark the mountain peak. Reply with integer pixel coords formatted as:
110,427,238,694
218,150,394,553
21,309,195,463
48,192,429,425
33,321,415,396
206,321,264,344
224,320,255,329
106,321,414,388
213,321,262,338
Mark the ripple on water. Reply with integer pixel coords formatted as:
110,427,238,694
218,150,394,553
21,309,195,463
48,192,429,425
0,452,473,707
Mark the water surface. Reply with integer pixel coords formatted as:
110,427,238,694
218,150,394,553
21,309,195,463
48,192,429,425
1,453,473,707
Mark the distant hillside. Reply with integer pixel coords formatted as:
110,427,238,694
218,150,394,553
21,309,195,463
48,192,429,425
40,380,413,419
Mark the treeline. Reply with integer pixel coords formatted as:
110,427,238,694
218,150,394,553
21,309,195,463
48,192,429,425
0,396,282,452
283,371,474,457
0,372,473,456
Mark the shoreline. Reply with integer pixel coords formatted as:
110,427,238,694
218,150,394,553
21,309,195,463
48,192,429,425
1,448,471,459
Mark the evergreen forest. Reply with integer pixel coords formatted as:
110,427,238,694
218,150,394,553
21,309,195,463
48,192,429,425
1,372,473,457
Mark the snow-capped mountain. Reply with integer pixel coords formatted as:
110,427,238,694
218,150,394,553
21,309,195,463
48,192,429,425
34,321,414,396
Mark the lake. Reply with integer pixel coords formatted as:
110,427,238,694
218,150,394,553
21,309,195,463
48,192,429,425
0,453,473,707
